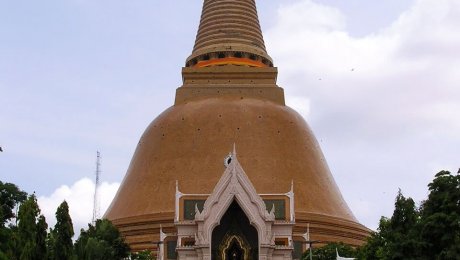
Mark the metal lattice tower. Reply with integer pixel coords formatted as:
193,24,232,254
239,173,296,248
92,151,101,224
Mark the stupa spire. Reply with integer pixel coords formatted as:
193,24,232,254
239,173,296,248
185,0,273,68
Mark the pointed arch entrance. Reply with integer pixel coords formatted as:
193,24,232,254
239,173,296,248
212,201,258,260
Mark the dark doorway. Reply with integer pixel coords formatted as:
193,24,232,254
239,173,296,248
212,201,258,260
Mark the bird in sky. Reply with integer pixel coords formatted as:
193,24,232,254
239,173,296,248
0,146,3,152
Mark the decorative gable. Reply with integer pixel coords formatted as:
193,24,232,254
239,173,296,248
175,145,295,260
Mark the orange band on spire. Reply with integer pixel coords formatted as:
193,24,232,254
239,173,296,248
194,57,267,68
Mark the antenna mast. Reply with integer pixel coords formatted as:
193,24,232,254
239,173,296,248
92,151,101,224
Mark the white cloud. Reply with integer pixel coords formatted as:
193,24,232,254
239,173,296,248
267,0,460,229
37,178,119,236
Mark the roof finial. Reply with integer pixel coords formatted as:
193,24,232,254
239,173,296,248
160,225,166,242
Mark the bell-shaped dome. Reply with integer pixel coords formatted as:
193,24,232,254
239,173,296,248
106,97,355,220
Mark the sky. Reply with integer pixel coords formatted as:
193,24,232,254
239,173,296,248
1,0,459,235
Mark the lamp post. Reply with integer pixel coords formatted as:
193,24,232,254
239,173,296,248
304,240,321,260
153,241,163,260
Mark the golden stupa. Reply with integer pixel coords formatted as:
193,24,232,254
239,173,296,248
105,0,370,254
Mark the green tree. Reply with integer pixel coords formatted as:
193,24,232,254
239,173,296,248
0,181,27,225
16,194,48,260
53,201,74,260
358,217,390,259
0,251,8,260
131,250,155,260
0,181,27,258
359,170,460,259
419,171,460,259
386,190,421,259
0,225,20,260
358,190,422,260
36,215,48,260
303,242,357,260
45,228,56,260
74,219,129,260
17,194,39,259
